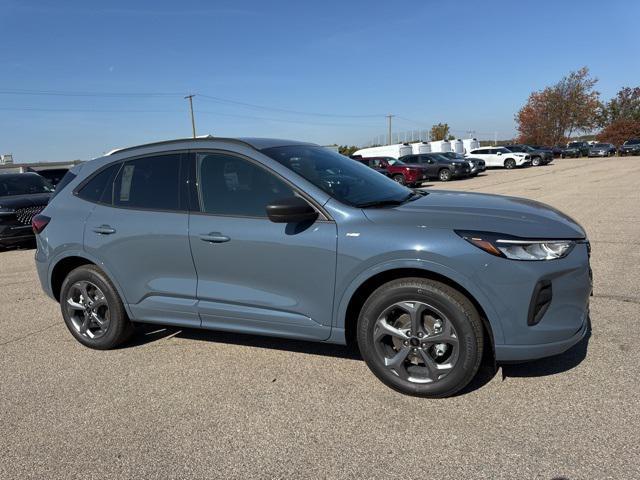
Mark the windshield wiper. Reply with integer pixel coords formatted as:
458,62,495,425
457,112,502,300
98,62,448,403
357,192,421,208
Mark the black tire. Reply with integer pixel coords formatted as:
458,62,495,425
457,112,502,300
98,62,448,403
438,169,452,182
504,158,516,169
357,278,484,398
392,174,405,185
531,156,541,167
60,265,134,350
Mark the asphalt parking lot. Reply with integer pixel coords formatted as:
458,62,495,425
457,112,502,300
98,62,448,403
1,156,639,479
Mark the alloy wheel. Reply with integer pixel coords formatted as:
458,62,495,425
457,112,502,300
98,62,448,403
66,280,110,339
372,301,459,384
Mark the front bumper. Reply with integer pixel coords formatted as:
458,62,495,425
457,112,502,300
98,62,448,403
495,311,589,362
468,242,592,363
619,148,640,155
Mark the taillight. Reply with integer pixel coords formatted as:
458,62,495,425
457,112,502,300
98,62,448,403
32,214,51,234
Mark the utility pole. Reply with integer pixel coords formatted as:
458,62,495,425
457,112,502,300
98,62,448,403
184,94,197,138
494,131,498,146
386,114,395,145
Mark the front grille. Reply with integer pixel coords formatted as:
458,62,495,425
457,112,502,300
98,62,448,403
14,205,45,226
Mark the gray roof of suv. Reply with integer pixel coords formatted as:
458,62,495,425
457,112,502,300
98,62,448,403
107,137,316,156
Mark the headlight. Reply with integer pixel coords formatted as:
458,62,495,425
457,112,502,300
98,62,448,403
456,231,576,260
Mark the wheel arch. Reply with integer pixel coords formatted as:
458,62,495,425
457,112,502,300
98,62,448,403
340,265,501,356
49,254,133,319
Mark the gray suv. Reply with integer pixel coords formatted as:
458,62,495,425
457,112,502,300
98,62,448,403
34,138,592,397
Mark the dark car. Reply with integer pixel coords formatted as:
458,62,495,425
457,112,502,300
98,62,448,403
399,153,472,181
558,145,580,158
566,141,591,157
31,168,70,187
588,143,617,157
353,156,429,186
505,145,553,166
438,152,486,175
0,173,54,248
618,139,640,156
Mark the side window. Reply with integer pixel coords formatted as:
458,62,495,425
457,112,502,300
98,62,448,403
113,154,182,211
370,159,382,168
474,149,488,154
197,152,296,217
77,163,121,204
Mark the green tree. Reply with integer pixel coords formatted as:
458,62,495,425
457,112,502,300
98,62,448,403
430,123,450,141
598,87,640,126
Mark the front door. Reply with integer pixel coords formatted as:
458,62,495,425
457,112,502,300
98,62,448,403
188,151,337,341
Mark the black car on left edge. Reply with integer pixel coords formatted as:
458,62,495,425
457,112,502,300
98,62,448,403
0,173,54,248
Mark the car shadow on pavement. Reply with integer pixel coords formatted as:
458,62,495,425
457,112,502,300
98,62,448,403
128,320,591,395
128,323,362,360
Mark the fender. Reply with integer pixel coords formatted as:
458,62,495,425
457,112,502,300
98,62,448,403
47,249,136,321
330,257,505,345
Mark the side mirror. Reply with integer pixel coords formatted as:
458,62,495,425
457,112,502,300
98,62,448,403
497,152,502,156
266,196,319,223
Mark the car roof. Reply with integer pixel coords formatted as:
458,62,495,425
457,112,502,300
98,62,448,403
106,137,317,156
0,172,43,179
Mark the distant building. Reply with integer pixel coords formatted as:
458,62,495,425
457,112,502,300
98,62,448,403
0,159,83,174
0,154,14,165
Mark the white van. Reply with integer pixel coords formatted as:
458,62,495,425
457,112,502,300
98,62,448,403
462,138,480,154
352,143,413,159
429,140,452,153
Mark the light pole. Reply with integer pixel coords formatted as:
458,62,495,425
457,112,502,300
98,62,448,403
184,94,196,138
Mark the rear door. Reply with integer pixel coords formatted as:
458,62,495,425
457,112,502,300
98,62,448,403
81,152,199,327
188,151,337,341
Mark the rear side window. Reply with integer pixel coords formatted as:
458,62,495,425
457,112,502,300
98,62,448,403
76,164,121,203
113,154,182,211
50,170,77,199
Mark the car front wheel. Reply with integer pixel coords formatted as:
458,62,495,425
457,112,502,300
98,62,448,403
357,278,484,398
532,157,541,166
60,265,134,350
504,158,516,169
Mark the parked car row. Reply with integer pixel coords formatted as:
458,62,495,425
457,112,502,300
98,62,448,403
531,139,640,158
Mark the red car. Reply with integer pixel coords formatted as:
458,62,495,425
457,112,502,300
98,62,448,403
352,156,429,187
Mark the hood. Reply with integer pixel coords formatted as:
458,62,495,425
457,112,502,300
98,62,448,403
0,193,51,210
363,190,586,239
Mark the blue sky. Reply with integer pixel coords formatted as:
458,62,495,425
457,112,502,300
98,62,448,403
1,0,639,162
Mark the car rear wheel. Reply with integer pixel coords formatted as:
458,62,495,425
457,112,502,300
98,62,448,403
357,278,484,398
531,157,541,166
504,158,516,169
60,265,134,350
438,169,452,181
392,174,405,185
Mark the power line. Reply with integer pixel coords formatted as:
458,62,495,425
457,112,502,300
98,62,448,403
0,88,385,118
197,94,384,118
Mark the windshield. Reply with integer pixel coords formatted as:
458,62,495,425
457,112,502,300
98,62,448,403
262,145,413,208
388,159,404,165
593,143,608,148
624,139,640,145
568,142,582,147
495,147,511,153
0,174,54,197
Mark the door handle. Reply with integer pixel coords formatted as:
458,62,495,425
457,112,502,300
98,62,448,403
93,225,116,235
200,232,230,243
